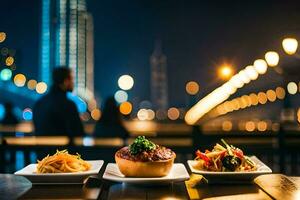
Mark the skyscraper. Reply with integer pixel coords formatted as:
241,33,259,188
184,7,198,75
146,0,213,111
40,0,94,99
150,41,168,111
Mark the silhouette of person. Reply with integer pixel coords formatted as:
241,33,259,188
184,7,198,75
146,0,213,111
94,97,129,139
0,102,19,125
33,67,84,137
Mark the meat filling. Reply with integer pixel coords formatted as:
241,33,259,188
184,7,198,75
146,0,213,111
116,145,175,162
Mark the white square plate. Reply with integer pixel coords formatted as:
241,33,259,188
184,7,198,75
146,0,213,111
187,156,272,183
14,160,104,184
103,163,190,183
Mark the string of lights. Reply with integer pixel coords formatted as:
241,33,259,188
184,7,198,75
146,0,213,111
185,37,299,125
210,80,299,119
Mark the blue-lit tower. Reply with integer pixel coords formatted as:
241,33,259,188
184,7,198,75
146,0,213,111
40,0,94,98
150,41,168,111
40,0,51,85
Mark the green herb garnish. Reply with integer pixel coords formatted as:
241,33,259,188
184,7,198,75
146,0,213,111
129,136,156,155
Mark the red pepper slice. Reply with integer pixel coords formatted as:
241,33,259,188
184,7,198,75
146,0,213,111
220,150,227,159
195,150,211,164
233,149,244,159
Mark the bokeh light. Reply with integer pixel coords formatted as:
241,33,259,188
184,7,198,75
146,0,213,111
282,38,298,55
245,121,256,132
27,79,37,90
136,109,155,120
287,82,298,95
275,87,286,99
232,99,240,110
218,65,233,79
244,65,258,80
253,59,268,74
167,107,180,120
229,75,244,88
243,95,252,107
258,92,267,104
36,82,48,94
119,101,132,115
186,81,199,95
0,32,6,43
91,108,101,121
156,109,167,120
114,90,128,103
147,109,155,120
22,108,33,121
257,121,267,132
118,75,134,90
0,68,12,81
0,104,4,120
216,105,225,115
14,74,26,87
265,51,279,67
266,89,276,102
222,82,237,95
5,56,14,66
237,97,247,109
137,109,148,121
222,120,232,131
224,101,233,112
238,70,251,84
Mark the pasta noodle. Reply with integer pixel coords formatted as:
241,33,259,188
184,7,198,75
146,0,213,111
36,150,91,173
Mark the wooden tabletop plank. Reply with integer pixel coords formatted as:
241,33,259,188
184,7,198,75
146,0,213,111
254,174,300,200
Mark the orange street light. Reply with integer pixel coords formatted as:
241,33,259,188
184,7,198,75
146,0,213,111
218,65,233,80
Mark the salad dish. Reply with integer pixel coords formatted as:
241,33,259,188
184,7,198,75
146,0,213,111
187,139,272,183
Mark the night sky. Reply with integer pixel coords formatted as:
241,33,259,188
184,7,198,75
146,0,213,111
1,1,300,107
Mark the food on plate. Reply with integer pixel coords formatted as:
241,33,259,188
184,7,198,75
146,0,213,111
115,136,176,177
193,139,257,172
36,150,91,173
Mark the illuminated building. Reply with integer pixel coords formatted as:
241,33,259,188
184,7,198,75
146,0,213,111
40,0,94,98
150,41,168,110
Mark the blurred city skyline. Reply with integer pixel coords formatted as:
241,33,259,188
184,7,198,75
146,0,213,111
1,1,300,107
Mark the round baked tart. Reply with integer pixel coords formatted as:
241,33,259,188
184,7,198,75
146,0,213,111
115,136,176,177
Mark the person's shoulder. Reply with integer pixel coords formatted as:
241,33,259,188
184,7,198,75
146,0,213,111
34,93,50,106
65,98,78,109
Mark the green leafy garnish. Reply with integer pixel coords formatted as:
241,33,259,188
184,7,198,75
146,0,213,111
129,136,156,155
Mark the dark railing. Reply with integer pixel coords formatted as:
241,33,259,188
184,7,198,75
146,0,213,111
0,125,299,175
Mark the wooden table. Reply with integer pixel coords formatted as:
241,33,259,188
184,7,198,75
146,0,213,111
0,174,273,200
1,160,299,200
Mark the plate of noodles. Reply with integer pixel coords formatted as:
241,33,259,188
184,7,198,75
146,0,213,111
187,139,272,183
14,150,104,184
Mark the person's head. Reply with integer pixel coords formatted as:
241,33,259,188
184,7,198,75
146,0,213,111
52,67,74,92
98,96,121,124
4,102,13,113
